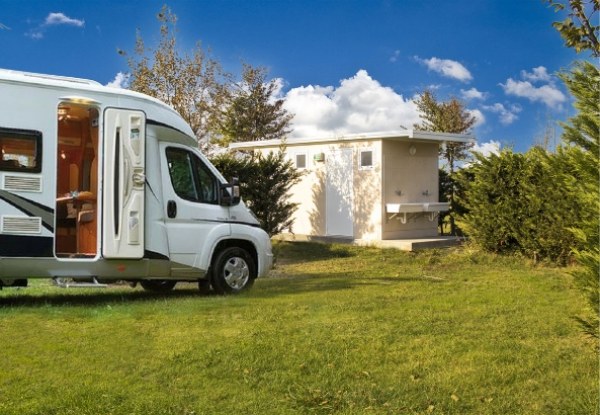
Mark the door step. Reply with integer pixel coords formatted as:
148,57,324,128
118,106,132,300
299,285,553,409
52,277,107,288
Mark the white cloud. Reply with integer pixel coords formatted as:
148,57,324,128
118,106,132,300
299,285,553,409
416,56,473,82
45,12,85,27
389,50,400,63
28,31,44,40
500,78,566,109
26,12,85,39
106,72,130,89
467,108,486,127
482,103,522,125
0,23,11,30
460,87,485,100
269,77,286,102
472,140,501,157
521,66,551,83
425,84,442,91
283,69,421,138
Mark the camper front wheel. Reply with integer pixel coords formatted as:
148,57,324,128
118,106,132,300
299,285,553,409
211,247,256,294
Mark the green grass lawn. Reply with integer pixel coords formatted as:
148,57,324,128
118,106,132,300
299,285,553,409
0,242,597,415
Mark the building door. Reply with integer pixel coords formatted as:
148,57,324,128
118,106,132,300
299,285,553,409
326,148,353,237
102,108,146,259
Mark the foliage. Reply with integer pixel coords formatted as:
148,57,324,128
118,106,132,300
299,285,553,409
215,64,293,146
437,168,452,234
457,147,588,264
546,0,600,56
120,5,230,142
558,61,600,155
211,150,302,236
413,91,477,135
413,90,476,235
413,90,476,172
0,243,597,414
557,61,600,340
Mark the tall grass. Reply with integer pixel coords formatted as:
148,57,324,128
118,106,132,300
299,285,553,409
0,242,597,414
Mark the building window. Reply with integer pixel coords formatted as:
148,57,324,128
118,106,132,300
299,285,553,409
359,149,373,170
295,153,307,169
0,128,42,173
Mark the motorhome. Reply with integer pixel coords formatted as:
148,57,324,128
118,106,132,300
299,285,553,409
0,69,273,294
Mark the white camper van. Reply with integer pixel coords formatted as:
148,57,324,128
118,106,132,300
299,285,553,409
0,69,273,294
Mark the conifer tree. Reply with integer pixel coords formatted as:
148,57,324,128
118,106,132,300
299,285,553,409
216,64,293,146
558,61,599,340
211,150,302,236
548,0,599,341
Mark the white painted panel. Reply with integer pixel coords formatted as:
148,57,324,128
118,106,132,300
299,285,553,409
326,149,353,237
102,108,146,258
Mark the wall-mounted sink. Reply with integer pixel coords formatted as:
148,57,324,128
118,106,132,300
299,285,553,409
386,202,450,224
423,202,450,212
385,203,425,213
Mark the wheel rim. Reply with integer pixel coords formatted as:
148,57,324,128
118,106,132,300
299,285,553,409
222,256,250,289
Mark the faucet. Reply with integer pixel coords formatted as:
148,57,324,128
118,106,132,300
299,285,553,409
395,190,403,196
422,190,430,196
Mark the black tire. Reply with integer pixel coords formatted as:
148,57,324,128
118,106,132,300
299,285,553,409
198,278,211,295
210,247,256,295
140,280,177,292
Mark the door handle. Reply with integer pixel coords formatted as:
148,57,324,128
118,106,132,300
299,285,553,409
167,200,177,218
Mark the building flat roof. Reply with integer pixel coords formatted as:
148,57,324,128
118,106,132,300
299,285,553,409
229,129,475,150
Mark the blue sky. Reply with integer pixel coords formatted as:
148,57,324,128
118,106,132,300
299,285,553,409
0,0,585,152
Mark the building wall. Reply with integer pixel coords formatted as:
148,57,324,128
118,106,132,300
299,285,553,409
254,139,442,240
351,141,382,241
256,140,382,240
382,140,440,239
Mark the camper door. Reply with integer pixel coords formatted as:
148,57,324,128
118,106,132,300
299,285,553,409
159,142,231,275
102,108,145,259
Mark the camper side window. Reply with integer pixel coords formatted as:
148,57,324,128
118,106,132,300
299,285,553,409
166,147,218,204
0,128,42,173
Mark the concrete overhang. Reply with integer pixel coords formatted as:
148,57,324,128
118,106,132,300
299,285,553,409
228,129,475,150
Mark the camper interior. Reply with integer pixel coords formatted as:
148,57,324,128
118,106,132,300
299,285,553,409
55,103,99,258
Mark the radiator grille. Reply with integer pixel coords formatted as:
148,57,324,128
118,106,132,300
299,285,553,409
2,175,42,192
1,216,42,234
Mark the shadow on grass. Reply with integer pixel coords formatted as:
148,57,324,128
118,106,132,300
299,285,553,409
0,286,205,308
273,241,358,265
253,273,445,298
0,274,444,308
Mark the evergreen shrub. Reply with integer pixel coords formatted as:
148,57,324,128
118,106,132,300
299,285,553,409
211,150,303,236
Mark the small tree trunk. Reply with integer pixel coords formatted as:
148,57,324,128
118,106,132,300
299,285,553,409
448,155,457,236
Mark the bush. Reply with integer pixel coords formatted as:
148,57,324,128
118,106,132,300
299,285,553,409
457,147,587,264
211,149,303,236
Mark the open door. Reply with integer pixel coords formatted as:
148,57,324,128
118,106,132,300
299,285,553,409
55,103,100,258
102,108,145,259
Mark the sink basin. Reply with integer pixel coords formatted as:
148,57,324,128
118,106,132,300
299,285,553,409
423,202,450,212
385,203,425,213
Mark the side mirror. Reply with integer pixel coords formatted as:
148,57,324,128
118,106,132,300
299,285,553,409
220,177,241,206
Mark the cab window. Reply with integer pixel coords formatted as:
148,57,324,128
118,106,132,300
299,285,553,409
166,147,219,204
